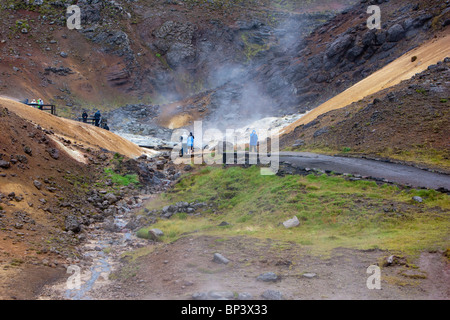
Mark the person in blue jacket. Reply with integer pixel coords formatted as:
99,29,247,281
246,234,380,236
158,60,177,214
249,130,258,152
187,132,194,154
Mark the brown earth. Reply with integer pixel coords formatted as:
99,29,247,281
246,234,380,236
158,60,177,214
281,30,450,135
1,1,351,115
0,105,95,299
0,98,150,300
0,97,144,158
280,44,450,172
52,234,450,300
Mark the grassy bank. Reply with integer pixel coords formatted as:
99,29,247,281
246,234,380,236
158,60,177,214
137,166,450,257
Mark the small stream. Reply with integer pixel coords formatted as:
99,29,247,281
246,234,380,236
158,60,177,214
49,196,150,300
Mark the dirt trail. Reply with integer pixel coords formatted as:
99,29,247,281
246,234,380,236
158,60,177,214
282,31,450,134
0,97,145,159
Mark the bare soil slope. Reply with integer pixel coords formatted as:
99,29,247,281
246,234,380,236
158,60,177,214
0,97,144,159
282,31,450,135
0,105,95,299
280,57,450,172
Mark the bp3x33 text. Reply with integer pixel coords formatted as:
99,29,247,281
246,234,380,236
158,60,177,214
225,305,268,315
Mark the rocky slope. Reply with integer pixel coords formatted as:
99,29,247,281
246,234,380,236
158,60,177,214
280,58,450,172
104,0,450,135
1,0,448,133
0,101,190,299
0,0,351,115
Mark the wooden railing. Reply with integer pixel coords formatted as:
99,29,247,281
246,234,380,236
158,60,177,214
27,103,57,115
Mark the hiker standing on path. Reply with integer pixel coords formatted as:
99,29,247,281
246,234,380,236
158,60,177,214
180,132,188,157
249,130,258,153
187,132,194,155
94,110,101,127
82,111,88,123
38,99,44,110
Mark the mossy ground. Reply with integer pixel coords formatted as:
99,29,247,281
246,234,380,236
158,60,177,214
136,166,450,257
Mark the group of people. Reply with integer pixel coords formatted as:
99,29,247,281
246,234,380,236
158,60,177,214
180,132,194,157
178,130,258,157
81,109,109,131
25,98,44,109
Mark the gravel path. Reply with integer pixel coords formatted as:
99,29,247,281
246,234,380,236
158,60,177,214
278,152,450,190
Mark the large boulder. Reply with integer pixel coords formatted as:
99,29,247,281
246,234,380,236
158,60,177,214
65,215,81,233
153,21,197,68
325,34,354,59
166,42,196,68
387,24,405,42
104,193,118,205
47,148,60,160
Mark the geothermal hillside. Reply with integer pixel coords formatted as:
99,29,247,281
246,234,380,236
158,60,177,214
0,0,449,302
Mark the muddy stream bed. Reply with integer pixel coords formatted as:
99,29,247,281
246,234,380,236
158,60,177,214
38,195,152,300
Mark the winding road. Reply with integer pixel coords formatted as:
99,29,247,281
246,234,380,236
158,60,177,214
277,152,450,191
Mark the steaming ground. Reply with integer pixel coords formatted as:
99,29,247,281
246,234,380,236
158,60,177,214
116,112,308,150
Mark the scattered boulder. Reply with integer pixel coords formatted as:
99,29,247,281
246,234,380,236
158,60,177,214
192,292,208,300
257,272,279,282
47,148,60,160
33,180,42,190
237,292,253,300
282,216,300,228
292,139,305,148
148,228,164,241
386,255,395,266
104,193,118,205
384,255,406,267
65,215,81,233
412,196,423,203
213,253,230,265
325,34,354,59
23,146,32,156
103,216,119,232
302,273,317,279
0,160,10,169
208,291,234,300
261,290,283,300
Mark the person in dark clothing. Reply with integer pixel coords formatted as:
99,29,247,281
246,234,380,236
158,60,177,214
180,135,185,157
100,117,109,130
82,111,88,123
94,110,101,127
